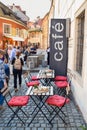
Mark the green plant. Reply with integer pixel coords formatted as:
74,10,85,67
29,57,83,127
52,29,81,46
33,85,38,89
80,126,87,130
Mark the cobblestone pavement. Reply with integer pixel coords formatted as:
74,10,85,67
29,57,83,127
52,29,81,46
0,68,87,130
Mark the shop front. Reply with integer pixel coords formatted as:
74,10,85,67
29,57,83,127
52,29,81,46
2,35,24,49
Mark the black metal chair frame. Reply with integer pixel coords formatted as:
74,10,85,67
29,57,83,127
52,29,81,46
46,96,69,125
0,87,29,126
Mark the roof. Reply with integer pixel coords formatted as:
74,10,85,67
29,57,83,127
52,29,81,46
0,2,27,27
28,18,43,30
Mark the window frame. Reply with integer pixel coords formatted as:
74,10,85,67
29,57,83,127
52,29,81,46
75,11,85,76
3,23,11,35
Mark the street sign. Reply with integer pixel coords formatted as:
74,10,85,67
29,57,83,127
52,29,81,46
50,19,68,76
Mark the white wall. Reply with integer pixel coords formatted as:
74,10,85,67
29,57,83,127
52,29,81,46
54,0,87,122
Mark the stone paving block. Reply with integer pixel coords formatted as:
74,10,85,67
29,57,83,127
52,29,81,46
52,123,58,128
10,124,16,127
0,128,3,130
31,128,37,130
16,128,24,130
71,128,78,130
44,128,51,130
25,128,31,130
4,127,11,130
41,123,47,127
58,128,66,130
38,128,44,130
10,127,17,130
34,123,41,127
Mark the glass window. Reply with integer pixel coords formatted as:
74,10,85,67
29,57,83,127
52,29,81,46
16,28,19,36
76,12,85,75
3,23,11,34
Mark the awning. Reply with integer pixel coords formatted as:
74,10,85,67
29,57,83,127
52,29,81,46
12,36,24,41
4,35,24,41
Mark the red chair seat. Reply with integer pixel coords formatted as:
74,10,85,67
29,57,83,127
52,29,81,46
55,81,68,88
46,95,70,107
55,76,67,81
8,96,29,106
31,76,39,80
26,81,40,87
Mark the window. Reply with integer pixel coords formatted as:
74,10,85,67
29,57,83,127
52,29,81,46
16,28,19,36
3,23,11,34
76,12,85,75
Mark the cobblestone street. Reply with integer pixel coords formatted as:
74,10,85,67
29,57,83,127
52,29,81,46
0,67,86,130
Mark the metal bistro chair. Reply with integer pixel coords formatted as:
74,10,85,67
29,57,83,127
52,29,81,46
54,80,69,96
54,75,67,81
29,73,40,81
23,72,40,88
0,85,30,126
46,94,70,125
54,75,71,97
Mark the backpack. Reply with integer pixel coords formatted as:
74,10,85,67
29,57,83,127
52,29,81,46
14,57,22,70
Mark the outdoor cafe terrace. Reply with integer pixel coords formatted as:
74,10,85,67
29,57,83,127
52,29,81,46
0,64,87,130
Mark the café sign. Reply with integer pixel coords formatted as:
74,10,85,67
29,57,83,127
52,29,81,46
50,19,68,76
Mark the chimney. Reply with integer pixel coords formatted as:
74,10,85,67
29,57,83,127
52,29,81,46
12,3,15,12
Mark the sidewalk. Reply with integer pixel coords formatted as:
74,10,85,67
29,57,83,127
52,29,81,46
0,65,87,130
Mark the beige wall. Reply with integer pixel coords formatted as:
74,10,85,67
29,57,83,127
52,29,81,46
48,0,55,47
28,30,42,47
42,14,49,49
54,0,87,122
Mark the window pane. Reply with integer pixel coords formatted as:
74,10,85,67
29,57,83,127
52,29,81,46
76,12,84,75
4,24,11,34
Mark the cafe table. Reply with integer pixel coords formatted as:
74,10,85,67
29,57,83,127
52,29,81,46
37,69,55,86
26,85,54,126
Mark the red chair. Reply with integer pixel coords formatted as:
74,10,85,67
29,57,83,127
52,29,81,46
0,86,30,126
26,72,40,81
54,75,67,81
23,72,40,88
26,80,40,87
54,81,69,96
31,76,39,81
46,95,70,125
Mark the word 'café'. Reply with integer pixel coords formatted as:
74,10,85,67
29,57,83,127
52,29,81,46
52,22,64,61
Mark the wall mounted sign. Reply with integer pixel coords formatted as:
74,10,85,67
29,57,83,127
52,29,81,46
50,19,68,76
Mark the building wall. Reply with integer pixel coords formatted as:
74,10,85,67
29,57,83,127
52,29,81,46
42,14,49,49
0,17,27,49
28,30,42,46
48,0,55,47
54,0,87,122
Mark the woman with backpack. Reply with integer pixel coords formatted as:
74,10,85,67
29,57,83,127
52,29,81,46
12,51,24,92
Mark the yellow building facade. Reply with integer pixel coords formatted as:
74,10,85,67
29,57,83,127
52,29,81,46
41,13,49,49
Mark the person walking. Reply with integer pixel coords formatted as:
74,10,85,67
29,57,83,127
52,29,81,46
4,57,10,85
12,51,24,92
7,45,12,62
0,49,7,110
9,46,16,63
24,46,30,65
